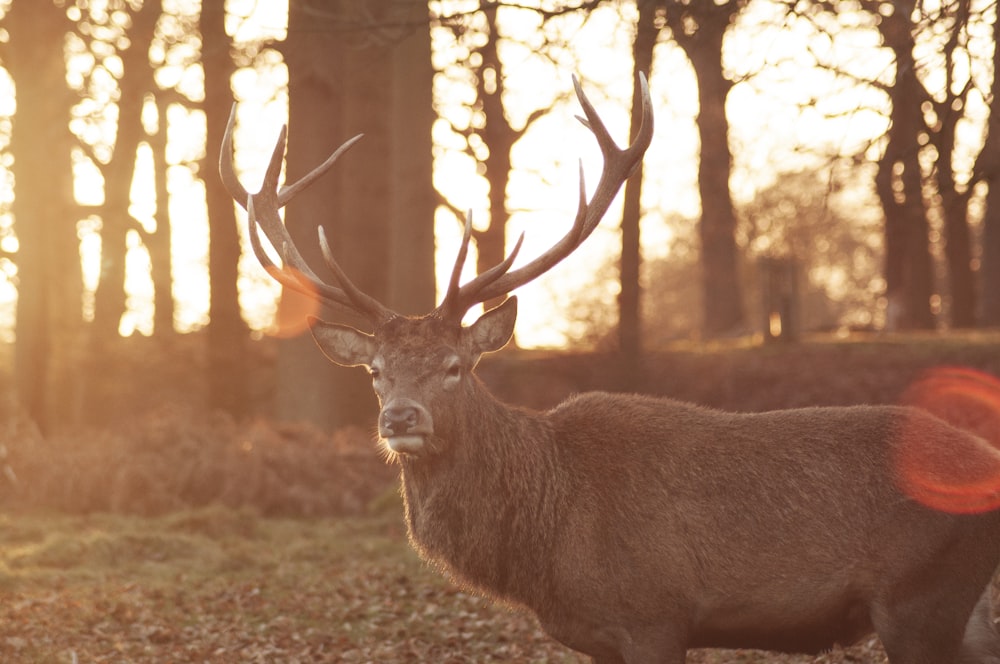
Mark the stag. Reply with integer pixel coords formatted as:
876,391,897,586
222,76,1000,663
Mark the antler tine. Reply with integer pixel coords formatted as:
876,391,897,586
246,196,355,307
450,232,525,311
441,211,475,310
278,133,364,206
219,104,249,208
438,211,529,320
444,73,654,316
221,104,395,326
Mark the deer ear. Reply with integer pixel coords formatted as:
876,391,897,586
308,317,377,367
467,296,517,356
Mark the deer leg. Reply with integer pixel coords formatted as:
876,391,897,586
959,588,1000,664
874,579,986,663
585,626,686,664
875,525,1000,664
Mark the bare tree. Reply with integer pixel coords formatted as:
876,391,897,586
431,2,570,313
924,0,977,328
802,0,992,329
872,0,940,330
662,0,748,337
2,1,81,432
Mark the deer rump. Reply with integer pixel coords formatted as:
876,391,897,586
401,393,1000,661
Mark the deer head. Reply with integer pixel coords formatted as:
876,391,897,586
220,75,653,457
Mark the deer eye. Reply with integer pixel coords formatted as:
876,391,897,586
368,366,381,380
443,357,462,384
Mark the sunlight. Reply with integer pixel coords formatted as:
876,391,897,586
0,0,954,347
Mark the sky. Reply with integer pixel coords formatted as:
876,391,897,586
0,0,957,347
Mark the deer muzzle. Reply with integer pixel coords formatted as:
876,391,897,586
379,399,434,455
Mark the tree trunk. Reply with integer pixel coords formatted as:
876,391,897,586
664,1,747,338
280,0,434,430
982,168,1000,326
928,0,975,328
91,0,160,340
474,4,515,314
977,12,1000,327
875,1,935,331
202,0,249,417
4,1,82,432
387,3,436,316
148,93,175,335
618,0,656,375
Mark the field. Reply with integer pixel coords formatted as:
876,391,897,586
0,508,888,663
2,333,999,662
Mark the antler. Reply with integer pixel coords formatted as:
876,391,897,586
436,73,654,322
220,74,652,331
219,106,395,325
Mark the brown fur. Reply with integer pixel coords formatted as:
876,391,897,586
309,304,1000,664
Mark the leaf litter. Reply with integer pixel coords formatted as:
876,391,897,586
0,508,895,663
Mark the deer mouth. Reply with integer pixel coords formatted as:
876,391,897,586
384,434,427,455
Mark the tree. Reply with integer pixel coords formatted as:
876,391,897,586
432,3,560,313
618,0,657,371
740,169,883,332
871,0,942,330
277,0,435,430
924,0,977,328
147,94,175,335
980,10,1000,327
2,0,81,432
202,0,249,417
662,0,748,337
90,0,162,340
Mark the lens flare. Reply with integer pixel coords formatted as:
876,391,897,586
268,269,322,338
894,367,1000,514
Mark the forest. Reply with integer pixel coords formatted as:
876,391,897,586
0,0,997,434
2,1,1000,661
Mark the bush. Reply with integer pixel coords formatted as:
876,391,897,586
0,405,396,517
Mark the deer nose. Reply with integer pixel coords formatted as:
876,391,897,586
381,405,420,436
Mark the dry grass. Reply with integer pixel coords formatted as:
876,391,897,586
0,509,892,663
0,406,395,518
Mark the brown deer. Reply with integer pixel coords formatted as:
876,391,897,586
221,76,1000,664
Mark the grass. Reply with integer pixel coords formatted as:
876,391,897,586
0,507,586,663
0,507,892,663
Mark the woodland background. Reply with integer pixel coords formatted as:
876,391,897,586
2,0,1000,435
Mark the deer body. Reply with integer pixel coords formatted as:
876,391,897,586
221,75,1000,663
394,373,1000,663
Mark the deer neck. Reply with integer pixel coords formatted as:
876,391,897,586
398,380,561,605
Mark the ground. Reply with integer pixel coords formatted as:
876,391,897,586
0,508,891,663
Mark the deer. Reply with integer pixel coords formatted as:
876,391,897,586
221,75,1000,664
